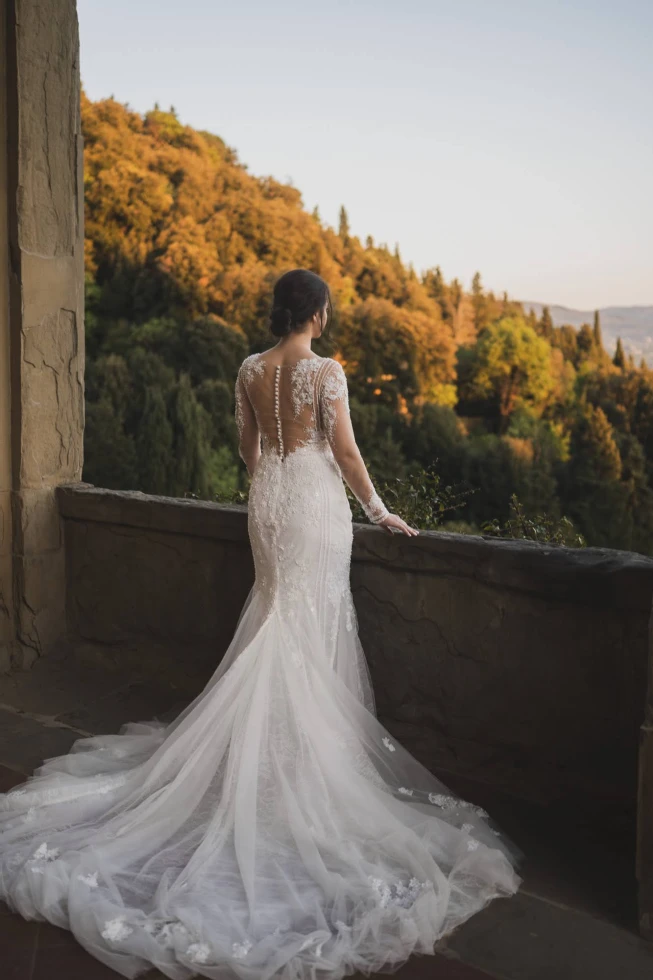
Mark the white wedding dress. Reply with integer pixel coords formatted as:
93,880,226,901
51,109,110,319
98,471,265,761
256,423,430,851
0,352,521,980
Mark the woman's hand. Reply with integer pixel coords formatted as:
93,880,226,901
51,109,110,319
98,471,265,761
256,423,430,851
377,513,419,536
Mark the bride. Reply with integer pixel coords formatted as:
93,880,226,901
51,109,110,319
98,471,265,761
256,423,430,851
0,268,521,979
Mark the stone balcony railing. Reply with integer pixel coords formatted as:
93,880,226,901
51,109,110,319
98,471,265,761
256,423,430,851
56,483,653,937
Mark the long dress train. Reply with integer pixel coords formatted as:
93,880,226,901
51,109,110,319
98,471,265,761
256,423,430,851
0,352,521,979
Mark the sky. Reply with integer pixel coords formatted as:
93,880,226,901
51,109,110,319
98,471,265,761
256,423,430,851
78,0,653,311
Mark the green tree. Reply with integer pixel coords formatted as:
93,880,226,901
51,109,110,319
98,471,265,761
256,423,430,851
576,323,595,364
613,337,626,369
563,405,626,547
84,399,138,490
167,373,210,498
471,271,490,332
136,386,173,493
465,316,556,430
338,205,350,240
593,310,603,349
539,305,554,341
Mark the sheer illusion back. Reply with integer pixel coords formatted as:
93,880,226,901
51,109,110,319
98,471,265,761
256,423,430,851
0,347,521,980
236,353,389,523
238,355,331,459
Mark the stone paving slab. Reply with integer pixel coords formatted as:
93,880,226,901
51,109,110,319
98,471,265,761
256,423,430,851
444,889,653,980
0,709,82,775
0,642,186,735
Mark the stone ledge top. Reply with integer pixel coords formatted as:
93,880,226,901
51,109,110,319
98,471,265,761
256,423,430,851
57,483,653,610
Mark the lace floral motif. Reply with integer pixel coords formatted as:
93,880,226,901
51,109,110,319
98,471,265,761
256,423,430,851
232,939,253,959
382,737,396,752
317,361,389,523
235,353,265,444
32,843,59,861
426,791,489,818
363,490,390,524
428,792,461,809
188,942,212,964
369,875,433,909
290,358,322,419
77,871,99,888
319,361,349,443
102,917,134,943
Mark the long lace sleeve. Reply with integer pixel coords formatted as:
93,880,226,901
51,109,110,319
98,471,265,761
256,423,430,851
318,361,389,524
235,363,261,477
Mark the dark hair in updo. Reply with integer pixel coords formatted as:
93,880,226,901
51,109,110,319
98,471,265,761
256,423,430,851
269,269,332,338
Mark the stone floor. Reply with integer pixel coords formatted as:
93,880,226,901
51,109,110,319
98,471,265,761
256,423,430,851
2,648,653,979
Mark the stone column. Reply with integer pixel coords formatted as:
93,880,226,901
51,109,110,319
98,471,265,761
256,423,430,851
0,0,84,670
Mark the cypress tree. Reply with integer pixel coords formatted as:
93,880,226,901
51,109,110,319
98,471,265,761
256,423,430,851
471,272,489,331
613,337,626,369
137,386,173,494
168,373,210,498
539,305,554,341
577,324,594,362
338,205,350,240
593,310,603,349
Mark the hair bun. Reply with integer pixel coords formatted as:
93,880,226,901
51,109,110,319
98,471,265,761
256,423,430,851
270,306,293,337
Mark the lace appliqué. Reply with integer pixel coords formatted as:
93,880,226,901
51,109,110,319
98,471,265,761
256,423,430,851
290,357,322,420
232,939,253,959
369,875,433,909
78,871,100,888
235,353,264,442
427,791,489,820
318,361,389,524
319,361,349,442
102,917,134,943
188,942,213,964
32,843,60,861
363,489,390,524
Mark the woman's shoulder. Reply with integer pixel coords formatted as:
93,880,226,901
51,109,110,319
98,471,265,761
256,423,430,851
317,356,346,374
318,358,349,399
237,352,265,379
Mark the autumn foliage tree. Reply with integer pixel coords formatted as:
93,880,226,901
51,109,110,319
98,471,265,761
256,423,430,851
80,93,653,555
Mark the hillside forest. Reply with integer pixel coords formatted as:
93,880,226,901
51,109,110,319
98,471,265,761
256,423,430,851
82,93,653,555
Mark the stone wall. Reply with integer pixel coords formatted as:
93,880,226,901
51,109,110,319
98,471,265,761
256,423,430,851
58,484,653,814
0,0,84,670
0,2,11,669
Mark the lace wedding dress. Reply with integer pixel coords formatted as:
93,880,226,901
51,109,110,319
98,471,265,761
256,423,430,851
0,352,521,980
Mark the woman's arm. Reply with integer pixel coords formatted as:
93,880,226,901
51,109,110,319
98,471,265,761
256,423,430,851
319,361,417,535
235,367,261,477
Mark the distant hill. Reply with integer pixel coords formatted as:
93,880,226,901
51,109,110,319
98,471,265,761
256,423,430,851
521,301,653,360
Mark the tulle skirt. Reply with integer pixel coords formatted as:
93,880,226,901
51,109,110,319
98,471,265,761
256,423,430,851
0,447,521,979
